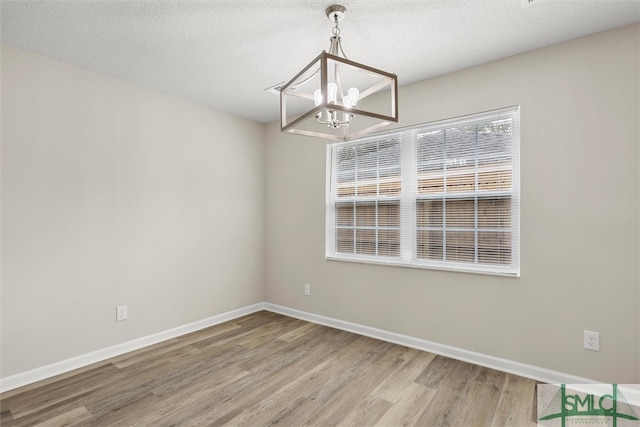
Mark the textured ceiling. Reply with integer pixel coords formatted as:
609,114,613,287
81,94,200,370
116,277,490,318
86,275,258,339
2,1,639,124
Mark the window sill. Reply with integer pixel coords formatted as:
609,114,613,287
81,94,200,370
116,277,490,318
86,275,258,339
325,254,520,277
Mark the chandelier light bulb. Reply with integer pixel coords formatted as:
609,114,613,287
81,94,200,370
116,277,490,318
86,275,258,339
348,87,359,107
313,89,323,107
327,82,338,104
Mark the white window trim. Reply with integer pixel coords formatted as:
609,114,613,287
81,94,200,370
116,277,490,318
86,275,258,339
325,106,520,277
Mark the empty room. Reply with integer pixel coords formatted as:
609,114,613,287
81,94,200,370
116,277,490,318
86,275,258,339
1,1,639,426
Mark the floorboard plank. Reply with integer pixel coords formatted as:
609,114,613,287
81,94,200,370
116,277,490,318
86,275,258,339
491,374,537,427
33,406,92,427
335,395,393,427
371,348,436,403
375,382,437,427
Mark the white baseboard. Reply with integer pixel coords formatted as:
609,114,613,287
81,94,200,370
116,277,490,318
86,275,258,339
0,302,265,393
263,303,597,386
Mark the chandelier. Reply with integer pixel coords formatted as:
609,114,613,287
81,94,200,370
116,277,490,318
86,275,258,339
279,5,398,142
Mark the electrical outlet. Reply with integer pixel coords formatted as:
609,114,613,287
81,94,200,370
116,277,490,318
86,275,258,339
584,330,599,351
116,305,128,322
304,284,311,296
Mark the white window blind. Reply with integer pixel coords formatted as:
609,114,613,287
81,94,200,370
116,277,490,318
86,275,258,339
326,106,520,276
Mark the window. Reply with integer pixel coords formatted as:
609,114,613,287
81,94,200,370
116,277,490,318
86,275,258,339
326,106,520,276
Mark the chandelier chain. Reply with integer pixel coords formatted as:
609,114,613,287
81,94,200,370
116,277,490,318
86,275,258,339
331,13,340,36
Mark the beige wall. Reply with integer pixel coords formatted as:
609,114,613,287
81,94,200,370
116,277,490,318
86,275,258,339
1,44,265,377
265,24,640,383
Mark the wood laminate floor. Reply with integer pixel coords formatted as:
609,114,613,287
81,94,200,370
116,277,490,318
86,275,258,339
0,311,539,426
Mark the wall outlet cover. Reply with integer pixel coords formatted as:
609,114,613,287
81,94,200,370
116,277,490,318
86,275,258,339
583,330,599,351
116,305,128,322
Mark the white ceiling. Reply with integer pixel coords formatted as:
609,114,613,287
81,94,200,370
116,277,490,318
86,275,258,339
2,1,639,124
